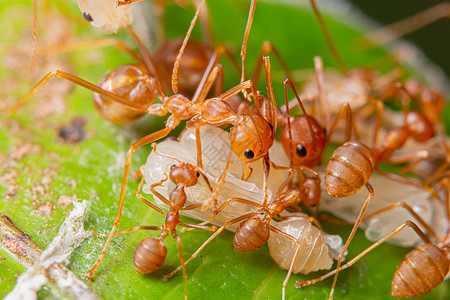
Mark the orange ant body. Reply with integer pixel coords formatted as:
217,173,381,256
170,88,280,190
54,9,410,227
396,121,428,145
298,177,450,298
317,98,439,299
161,77,326,299
93,142,224,298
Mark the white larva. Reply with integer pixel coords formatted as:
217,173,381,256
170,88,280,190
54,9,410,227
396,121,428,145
268,216,344,274
76,0,133,33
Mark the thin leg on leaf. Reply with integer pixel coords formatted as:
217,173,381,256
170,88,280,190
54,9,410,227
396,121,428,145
92,225,161,237
85,127,173,280
328,183,374,300
163,213,258,280
296,221,431,288
269,225,302,300
172,231,188,300
38,38,143,62
11,70,150,114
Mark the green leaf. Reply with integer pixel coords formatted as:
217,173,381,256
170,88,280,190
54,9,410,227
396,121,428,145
1,0,448,299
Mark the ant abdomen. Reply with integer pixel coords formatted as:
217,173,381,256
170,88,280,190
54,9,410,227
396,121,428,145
133,237,167,274
234,217,270,252
94,64,156,124
392,243,449,298
325,141,375,197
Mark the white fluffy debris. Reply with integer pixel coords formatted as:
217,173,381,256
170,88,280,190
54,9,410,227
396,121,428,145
5,200,101,300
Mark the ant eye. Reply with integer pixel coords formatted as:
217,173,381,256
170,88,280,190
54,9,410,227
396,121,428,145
170,165,176,170
196,171,200,177
296,145,307,157
268,123,274,132
244,149,254,159
83,12,94,23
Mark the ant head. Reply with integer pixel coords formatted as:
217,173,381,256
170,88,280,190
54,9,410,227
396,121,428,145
169,163,199,187
229,113,274,163
404,111,434,142
280,116,326,167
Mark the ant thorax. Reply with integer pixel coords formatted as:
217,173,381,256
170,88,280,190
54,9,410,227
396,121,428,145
76,0,133,33
319,170,448,247
142,126,289,230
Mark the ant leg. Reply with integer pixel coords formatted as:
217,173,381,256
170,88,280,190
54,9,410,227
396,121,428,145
313,56,332,135
137,173,167,216
364,3,450,45
193,45,241,103
366,96,384,146
30,0,38,72
240,0,257,85
275,169,296,199
163,212,258,280
217,80,258,102
117,0,145,5
309,0,346,72
434,177,450,223
38,38,143,63
92,225,161,237
269,225,302,300
85,126,174,280
296,221,431,288
179,223,217,232
329,183,374,300
361,202,439,240
327,103,359,142
127,27,165,93
375,168,443,204
171,230,188,300
198,197,261,225
251,41,293,87
201,148,234,211
388,151,429,175
11,70,152,114
172,0,207,93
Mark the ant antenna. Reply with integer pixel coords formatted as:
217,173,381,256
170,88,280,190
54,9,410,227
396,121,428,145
172,0,207,94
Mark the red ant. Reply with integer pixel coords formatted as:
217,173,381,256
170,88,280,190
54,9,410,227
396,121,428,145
298,175,450,299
